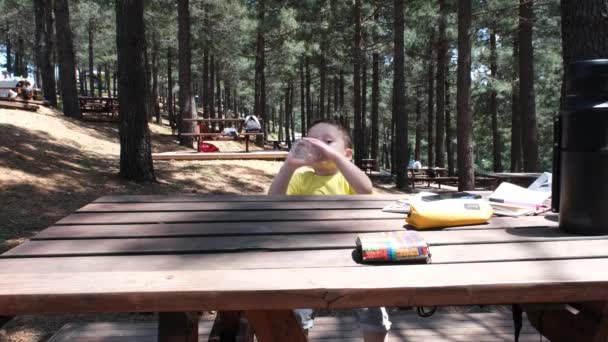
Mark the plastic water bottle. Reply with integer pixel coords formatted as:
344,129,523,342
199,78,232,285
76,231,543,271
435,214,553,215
290,140,324,164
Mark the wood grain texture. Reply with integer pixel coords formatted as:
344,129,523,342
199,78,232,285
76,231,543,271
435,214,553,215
77,201,394,212
152,152,288,161
92,194,407,203
56,209,406,225
2,258,608,315
157,312,198,342
245,310,307,342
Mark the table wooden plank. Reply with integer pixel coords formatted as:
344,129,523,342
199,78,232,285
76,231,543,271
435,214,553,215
2,258,608,315
92,195,407,203
6,237,608,266
34,217,557,240
56,209,406,225
34,220,408,239
77,201,395,212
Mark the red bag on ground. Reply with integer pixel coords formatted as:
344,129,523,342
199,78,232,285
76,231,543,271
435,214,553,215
198,141,219,153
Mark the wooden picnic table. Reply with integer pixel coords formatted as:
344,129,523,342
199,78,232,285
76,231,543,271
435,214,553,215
78,96,119,119
182,117,264,152
1,194,608,341
478,172,543,188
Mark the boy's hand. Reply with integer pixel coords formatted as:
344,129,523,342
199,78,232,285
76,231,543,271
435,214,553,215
302,137,342,162
285,153,310,169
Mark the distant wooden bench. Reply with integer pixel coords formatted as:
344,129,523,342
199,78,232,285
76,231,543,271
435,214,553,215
361,159,377,175
47,312,541,342
180,132,264,152
79,97,119,119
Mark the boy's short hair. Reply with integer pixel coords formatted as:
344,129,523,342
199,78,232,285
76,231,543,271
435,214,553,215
308,118,352,148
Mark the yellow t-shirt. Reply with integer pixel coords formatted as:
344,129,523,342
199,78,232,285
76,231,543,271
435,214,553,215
287,171,357,195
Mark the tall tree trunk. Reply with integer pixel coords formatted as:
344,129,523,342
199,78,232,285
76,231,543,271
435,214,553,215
319,55,326,118
305,56,312,130
79,68,86,95
415,97,422,161
5,30,12,74
490,29,502,172
167,48,175,131
300,59,306,135
14,41,21,77
361,53,368,159
340,70,345,124
446,71,455,176
327,76,332,118
285,83,292,147
209,54,216,119
371,50,380,162
561,0,608,85
203,47,209,116
152,35,160,124
254,0,266,135
54,0,81,118
105,63,110,97
177,0,195,146
426,30,436,167
34,0,57,106
291,82,296,142
334,75,339,115
278,101,284,142
519,0,538,172
353,0,363,167
511,35,522,172
116,0,155,182
97,64,103,97
143,37,152,121
457,0,474,190
393,0,408,189
435,0,447,167
113,66,117,97
88,20,95,97
215,60,221,118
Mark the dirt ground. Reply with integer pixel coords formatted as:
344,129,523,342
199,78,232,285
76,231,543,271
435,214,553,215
0,107,402,341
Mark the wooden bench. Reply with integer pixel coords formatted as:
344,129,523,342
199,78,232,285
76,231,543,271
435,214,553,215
180,132,264,152
79,97,119,119
47,312,541,341
361,159,377,175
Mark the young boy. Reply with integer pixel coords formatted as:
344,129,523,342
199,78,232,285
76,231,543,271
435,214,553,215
268,119,391,342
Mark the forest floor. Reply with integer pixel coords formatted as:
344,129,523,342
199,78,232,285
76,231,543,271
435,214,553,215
0,106,409,341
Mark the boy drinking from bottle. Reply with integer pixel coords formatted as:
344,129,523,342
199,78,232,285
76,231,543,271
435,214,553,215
268,119,391,342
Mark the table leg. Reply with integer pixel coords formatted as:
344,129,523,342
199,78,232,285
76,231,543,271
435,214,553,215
209,310,244,342
592,302,608,342
246,136,250,152
158,312,199,342
0,315,13,328
244,310,307,342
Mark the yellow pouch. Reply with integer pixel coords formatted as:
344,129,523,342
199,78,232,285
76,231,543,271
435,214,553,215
406,198,493,229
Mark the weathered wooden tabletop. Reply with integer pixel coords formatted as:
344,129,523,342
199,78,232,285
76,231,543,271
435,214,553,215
1,194,608,341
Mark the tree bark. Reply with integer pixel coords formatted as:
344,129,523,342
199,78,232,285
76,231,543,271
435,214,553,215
151,34,160,124
203,47,209,117
457,0,474,190
5,29,12,74
393,0,408,189
167,48,175,131
177,0,195,146
79,68,86,96
446,69,455,176
305,56,312,131
116,0,155,182
97,64,103,97
414,97,422,161
361,53,368,159
371,50,380,162
427,30,435,167
340,70,345,124
319,55,326,118
511,35,522,172
490,29,502,172
353,0,364,167
435,0,447,168
519,0,538,172
254,0,266,129
105,63,111,98
209,54,216,119
300,59,306,135
285,83,292,147
561,0,608,82
34,0,57,106
216,60,222,118
54,0,81,118
88,19,95,97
